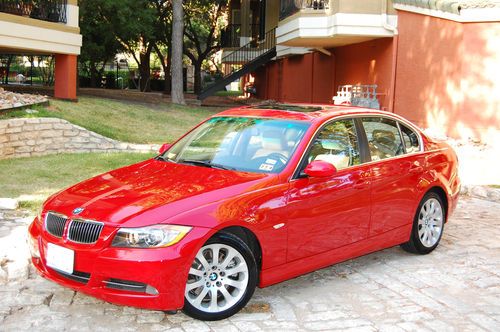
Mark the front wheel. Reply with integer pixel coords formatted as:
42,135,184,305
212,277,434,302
183,233,258,320
401,192,445,254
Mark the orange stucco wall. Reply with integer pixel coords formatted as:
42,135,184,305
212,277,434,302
334,38,394,111
394,10,500,141
255,38,393,108
254,13,499,142
255,52,335,103
54,54,77,100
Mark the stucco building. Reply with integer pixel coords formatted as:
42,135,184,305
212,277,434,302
0,0,82,100
216,0,500,142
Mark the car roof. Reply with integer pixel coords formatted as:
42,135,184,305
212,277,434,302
215,103,407,124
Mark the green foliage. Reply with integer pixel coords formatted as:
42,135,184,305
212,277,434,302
183,0,226,93
79,0,124,85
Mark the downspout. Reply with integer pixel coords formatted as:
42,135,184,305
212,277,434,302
381,0,399,113
381,0,398,34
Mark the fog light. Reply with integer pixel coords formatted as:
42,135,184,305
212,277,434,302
28,234,40,259
146,285,159,295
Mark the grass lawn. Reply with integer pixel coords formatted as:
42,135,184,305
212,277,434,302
215,90,243,97
0,152,154,211
0,96,220,144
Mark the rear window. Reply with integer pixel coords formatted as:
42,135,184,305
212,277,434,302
361,117,404,161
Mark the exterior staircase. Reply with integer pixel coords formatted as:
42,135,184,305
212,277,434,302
198,28,276,100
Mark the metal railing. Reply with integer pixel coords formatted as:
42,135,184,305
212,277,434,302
221,24,262,48
0,0,67,23
221,24,241,48
280,0,330,20
221,27,276,64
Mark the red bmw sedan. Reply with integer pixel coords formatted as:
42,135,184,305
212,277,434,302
28,104,460,320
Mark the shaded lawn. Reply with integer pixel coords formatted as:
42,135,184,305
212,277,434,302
0,152,154,211
0,96,221,144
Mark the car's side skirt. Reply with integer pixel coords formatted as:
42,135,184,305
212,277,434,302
259,224,412,288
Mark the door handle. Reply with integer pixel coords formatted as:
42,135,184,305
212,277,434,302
353,180,369,189
353,172,370,189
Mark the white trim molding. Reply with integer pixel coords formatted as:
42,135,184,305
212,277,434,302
394,4,500,22
277,12,398,48
0,20,82,55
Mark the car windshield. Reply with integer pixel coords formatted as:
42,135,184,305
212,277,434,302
161,116,310,173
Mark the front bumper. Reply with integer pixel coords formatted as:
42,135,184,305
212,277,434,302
28,217,211,311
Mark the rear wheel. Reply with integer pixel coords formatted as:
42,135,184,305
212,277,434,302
401,192,445,254
183,233,258,320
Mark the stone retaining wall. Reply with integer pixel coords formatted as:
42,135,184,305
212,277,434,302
0,117,159,159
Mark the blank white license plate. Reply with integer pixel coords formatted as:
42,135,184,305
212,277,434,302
46,243,74,274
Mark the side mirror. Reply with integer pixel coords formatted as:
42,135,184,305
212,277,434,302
303,160,337,178
158,143,172,154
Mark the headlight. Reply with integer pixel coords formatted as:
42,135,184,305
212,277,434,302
111,225,192,248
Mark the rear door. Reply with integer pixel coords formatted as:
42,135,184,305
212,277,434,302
359,117,424,236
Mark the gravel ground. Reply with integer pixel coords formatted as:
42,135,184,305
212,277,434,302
0,197,499,331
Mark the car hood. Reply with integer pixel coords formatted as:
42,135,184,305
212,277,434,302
44,159,272,227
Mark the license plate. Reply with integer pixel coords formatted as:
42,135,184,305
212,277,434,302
46,243,74,274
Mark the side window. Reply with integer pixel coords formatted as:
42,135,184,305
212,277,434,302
399,123,420,153
305,119,361,170
361,117,404,161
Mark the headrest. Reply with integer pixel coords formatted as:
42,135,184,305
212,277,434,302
261,130,284,150
372,130,395,144
320,139,346,150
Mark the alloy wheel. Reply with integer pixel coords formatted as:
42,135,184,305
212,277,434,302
417,197,443,248
185,243,249,313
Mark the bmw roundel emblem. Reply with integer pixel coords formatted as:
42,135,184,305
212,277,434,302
73,207,85,215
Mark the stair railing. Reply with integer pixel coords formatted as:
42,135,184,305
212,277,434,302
221,28,276,66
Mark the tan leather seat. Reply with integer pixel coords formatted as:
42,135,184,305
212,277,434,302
253,129,288,160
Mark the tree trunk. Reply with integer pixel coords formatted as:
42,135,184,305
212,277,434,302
171,0,185,104
139,44,152,92
5,56,13,85
165,45,172,93
193,61,202,95
89,63,99,88
154,44,171,94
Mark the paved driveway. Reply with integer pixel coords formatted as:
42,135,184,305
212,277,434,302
1,197,499,332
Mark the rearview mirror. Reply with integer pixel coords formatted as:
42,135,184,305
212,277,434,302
158,143,172,154
303,160,337,178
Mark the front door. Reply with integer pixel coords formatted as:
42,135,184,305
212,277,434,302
285,118,372,262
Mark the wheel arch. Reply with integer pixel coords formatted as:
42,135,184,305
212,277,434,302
425,186,449,220
212,226,263,271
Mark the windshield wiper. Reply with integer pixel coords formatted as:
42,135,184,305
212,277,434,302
155,155,175,162
179,159,235,171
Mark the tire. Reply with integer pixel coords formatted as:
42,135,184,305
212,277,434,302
401,192,446,255
183,232,258,320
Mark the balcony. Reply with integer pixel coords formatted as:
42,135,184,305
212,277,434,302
280,0,330,20
277,0,397,50
0,0,67,23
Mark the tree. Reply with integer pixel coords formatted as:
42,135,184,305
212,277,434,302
79,0,123,87
183,0,225,94
101,0,157,92
171,0,185,104
152,0,173,93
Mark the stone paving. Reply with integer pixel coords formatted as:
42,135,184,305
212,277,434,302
0,197,499,331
